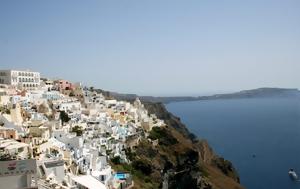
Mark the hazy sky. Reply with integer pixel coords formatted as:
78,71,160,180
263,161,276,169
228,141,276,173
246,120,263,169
0,1,299,96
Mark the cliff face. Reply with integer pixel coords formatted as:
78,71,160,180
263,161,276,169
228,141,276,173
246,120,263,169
123,102,244,189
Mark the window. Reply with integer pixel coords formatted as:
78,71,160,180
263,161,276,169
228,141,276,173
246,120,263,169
19,78,21,82
0,72,7,76
18,147,24,153
39,165,45,176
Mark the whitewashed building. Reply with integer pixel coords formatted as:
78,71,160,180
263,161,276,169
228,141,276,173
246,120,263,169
0,69,40,90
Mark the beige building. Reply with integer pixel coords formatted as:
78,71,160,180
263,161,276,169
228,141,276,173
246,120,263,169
28,126,50,145
0,127,18,140
0,139,31,159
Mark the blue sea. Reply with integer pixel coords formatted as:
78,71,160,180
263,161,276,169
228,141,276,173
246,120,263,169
166,98,300,189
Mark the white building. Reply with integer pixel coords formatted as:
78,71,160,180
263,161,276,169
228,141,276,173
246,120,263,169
53,100,82,112
52,130,84,150
70,175,106,189
0,69,40,90
37,159,65,184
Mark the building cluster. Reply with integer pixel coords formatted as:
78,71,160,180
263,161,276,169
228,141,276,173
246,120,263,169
0,69,165,189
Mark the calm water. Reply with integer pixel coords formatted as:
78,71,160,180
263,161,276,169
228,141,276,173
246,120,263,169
166,98,300,189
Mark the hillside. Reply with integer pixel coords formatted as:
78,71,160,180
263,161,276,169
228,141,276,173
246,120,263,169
110,100,244,189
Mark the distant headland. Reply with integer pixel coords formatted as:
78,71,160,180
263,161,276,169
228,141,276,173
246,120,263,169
96,88,300,104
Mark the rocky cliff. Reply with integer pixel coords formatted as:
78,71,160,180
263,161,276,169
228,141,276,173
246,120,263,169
111,100,244,189
142,102,243,189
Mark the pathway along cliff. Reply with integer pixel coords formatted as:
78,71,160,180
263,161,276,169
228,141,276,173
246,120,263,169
97,89,244,189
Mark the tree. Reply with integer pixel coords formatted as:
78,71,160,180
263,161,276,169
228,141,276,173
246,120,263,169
111,156,121,164
59,111,70,124
71,125,83,136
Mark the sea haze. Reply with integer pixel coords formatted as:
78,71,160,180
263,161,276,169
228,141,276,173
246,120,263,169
166,97,300,189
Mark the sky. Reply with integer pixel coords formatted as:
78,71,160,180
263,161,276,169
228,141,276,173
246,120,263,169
0,0,299,96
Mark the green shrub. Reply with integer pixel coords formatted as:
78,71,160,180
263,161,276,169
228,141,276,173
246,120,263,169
148,127,165,140
148,127,178,145
71,125,83,136
132,159,152,175
111,156,121,164
60,111,70,124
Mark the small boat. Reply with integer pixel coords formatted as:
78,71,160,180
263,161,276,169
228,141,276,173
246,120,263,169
289,169,298,180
